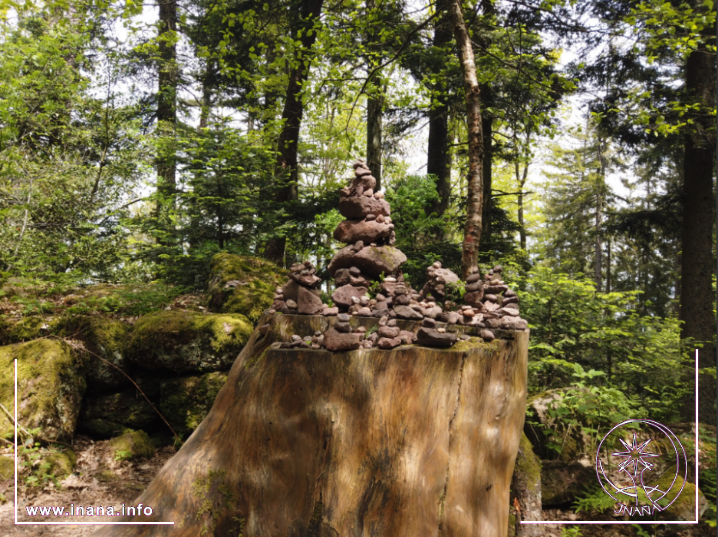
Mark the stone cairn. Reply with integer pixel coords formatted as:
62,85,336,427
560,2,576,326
266,159,528,352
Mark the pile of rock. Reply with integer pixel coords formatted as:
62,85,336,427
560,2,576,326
420,261,461,303
271,261,338,316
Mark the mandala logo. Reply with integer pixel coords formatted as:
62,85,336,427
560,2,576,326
595,419,687,516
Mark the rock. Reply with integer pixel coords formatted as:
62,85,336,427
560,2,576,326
378,336,402,349
288,270,321,288
333,219,393,244
541,460,594,508
337,313,351,322
159,371,229,438
323,327,361,351
109,430,156,461
374,191,384,199
479,329,495,342
485,284,509,295
465,281,483,293
339,196,391,219
447,312,460,324
206,253,289,323
466,273,481,283
393,305,423,320
378,326,400,339
322,306,339,316
332,284,369,309
297,286,324,315
127,311,252,374
394,294,411,305
464,290,484,306
286,299,298,309
282,280,308,302
78,390,156,438
502,318,528,330
416,327,457,348
653,474,709,521
357,307,373,316
335,322,352,333
54,316,132,393
43,449,77,480
0,340,85,441
328,245,408,277
422,318,437,328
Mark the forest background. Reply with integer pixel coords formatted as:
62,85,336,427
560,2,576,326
0,0,715,507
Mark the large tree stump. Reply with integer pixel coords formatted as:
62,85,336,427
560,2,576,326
95,314,528,537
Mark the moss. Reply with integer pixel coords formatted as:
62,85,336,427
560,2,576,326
655,473,706,520
44,449,76,479
160,371,228,438
79,390,157,437
449,337,498,353
0,339,86,441
0,455,13,480
55,315,132,391
514,432,542,485
109,430,155,461
127,311,252,373
96,470,118,483
206,253,288,323
191,469,237,536
0,316,50,345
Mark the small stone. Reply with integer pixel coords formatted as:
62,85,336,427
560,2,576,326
356,326,366,333
364,188,374,197
384,276,396,282
360,296,370,307
311,343,321,349
447,312,460,324
286,299,297,309
291,334,302,341
338,313,351,322
485,317,502,329
374,191,384,199
322,306,339,316
387,318,397,327
393,305,423,320
357,307,372,316
422,317,437,328
378,336,402,349
479,329,495,342
378,325,400,338
376,214,385,223
347,265,359,276
416,327,457,348
366,214,377,221
332,284,369,309
437,327,446,333
465,281,483,292
267,309,276,315
335,322,352,333
379,315,389,326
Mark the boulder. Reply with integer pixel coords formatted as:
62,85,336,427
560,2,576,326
333,218,393,244
541,460,594,508
328,245,407,277
393,305,423,320
78,390,157,438
338,196,391,219
127,311,252,374
331,284,369,309
159,371,228,439
206,253,288,323
0,340,85,442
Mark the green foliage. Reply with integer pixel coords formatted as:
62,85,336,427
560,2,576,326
572,485,618,514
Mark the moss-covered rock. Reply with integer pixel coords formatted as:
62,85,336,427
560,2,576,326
655,473,709,520
43,449,76,479
78,390,157,438
0,340,86,441
109,430,155,461
0,454,13,480
541,459,594,508
0,316,51,345
127,311,252,374
206,253,288,323
160,371,228,439
55,316,133,392
511,433,543,533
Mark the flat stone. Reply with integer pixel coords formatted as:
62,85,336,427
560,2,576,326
357,307,373,316
416,327,457,348
502,318,528,330
335,322,352,333
466,273,481,283
398,330,415,345
289,271,322,288
465,281,483,292
323,328,361,351
485,284,509,295
297,286,324,315
393,305,423,320
332,284,369,309
502,296,519,306
338,196,391,219
328,245,407,277
337,313,351,322
479,329,495,342
422,318,437,328
286,299,297,309
334,219,393,244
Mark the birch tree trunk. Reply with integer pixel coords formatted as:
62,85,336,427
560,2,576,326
448,0,484,278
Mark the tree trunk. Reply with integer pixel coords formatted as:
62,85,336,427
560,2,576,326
448,0,484,278
426,0,452,219
198,60,214,130
156,0,178,205
366,92,383,191
516,160,529,252
481,103,493,247
94,314,529,537
264,0,325,266
679,15,716,424
594,194,602,292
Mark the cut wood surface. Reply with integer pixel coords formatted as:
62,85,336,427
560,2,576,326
94,314,528,537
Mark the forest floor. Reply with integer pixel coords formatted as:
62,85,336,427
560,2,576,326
0,437,176,536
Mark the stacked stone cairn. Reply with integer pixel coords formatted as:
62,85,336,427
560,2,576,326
269,160,529,352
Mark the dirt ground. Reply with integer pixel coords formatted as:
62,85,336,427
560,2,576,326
0,436,176,537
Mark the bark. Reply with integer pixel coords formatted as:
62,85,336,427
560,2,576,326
594,194,602,292
426,0,452,218
366,92,383,191
94,313,528,537
679,17,716,424
264,0,325,266
481,102,493,245
448,0,484,278
198,61,215,131
156,0,178,204
515,160,529,252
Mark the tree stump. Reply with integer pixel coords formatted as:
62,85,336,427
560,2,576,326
95,314,528,537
